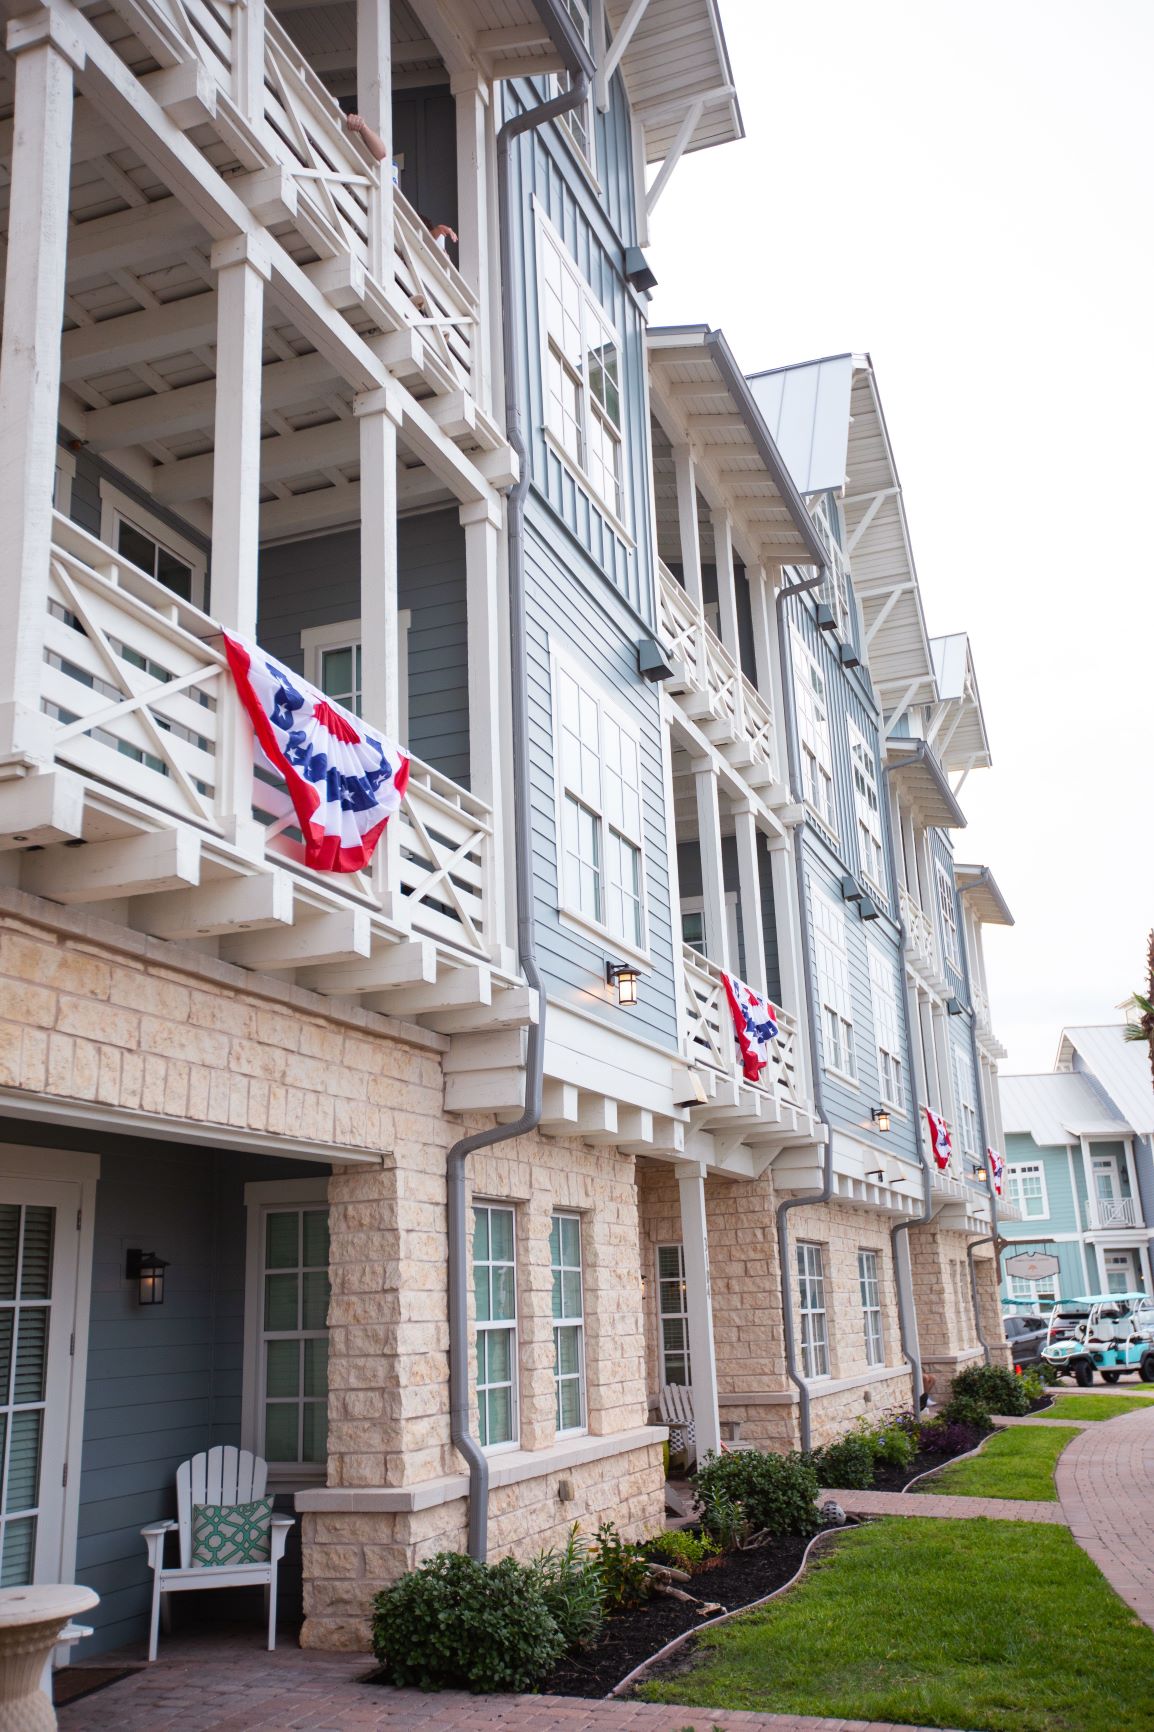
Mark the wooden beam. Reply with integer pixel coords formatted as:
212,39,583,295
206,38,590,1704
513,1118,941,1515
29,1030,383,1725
65,199,209,288
221,907,372,968
540,1080,580,1135
153,416,359,502
421,984,538,1035
365,964,491,1018
444,1067,526,1114
84,351,339,452
0,768,85,850
60,292,220,382
297,940,437,996
27,828,201,902
136,869,294,939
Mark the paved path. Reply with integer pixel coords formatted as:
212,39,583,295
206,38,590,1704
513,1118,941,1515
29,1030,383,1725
1056,1402,1154,1629
56,1633,958,1732
822,1488,1066,1523
996,1414,1090,1428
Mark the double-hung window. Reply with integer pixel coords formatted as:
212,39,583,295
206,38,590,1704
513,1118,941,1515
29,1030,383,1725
796,1242,829,1379
472,1204,518,1450
848,720,885,893
935,862,960,971
258,1205,330,1469
551,1213,586,1434
656,1244,691,1386
556,656,645,950
552,2,595,169
858,1249,884,1367
868,948,905,1111
1006,1162,1048,1220
100,484,206,607
953,1050,980,1159
791,630,836,831
814,893,856,1080
538,213,623,519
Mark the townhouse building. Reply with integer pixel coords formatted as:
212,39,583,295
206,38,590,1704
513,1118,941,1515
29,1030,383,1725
1000,1027,1154,1304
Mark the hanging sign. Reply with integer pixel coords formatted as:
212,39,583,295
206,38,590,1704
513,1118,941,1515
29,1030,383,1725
1003,1251,1061,1280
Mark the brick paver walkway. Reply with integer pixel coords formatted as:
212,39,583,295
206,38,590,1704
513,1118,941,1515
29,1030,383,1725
995,1413,1091,1428
823,1488,1066,1523
1056,1401,1154,1629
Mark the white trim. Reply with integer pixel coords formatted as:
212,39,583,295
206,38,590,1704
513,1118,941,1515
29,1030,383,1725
98,481,207,609
1005,1159,1050,1221
300,614,411,733
54,447,76,515
848,716,885,899
243,1178,330,1488
796,1239,830,1381
857,1246,885,1367
790,627,838,835
551,1209,587,1438
868,942,906,1114
934,859,961,973
655,1241,690,1386
813,889,856,1083
472,1199,520,1454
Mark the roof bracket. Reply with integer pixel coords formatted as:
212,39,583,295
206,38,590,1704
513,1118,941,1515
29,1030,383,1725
646,94,706,215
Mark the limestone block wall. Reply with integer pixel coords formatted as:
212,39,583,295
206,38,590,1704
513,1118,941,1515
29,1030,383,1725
908,1215,991,1392
974,1247,1012,1368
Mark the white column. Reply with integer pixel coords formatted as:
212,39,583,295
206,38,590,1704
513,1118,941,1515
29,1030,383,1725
673,444,703,607
906,980,932,1120
711,507,740,663
358,0,393,281
677,1162,721,1461
0,28,77,760
748,562,775,698
732,805,768,996
210,239,269,640
693,759,729,972
232,0,266,122
460,497,508,964
768,839,812,1098
452,71,491,414
353,381,404,737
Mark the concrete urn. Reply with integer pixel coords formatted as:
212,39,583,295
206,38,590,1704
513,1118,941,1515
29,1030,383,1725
0,1586,99,1732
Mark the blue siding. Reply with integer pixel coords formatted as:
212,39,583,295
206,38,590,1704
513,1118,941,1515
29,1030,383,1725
929,828,966,999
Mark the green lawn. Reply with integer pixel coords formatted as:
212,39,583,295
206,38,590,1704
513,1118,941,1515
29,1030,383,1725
911,1423,1078,1501
1046,1393,1154,1422
637,1518,1154,1730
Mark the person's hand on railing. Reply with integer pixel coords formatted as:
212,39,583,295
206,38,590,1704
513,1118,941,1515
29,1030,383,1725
345,111,389,163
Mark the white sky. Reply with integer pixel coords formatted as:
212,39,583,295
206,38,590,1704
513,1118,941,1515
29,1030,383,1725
646,0,1154,1076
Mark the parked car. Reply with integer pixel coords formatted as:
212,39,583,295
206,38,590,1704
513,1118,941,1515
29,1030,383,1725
1003,1312,1048,1368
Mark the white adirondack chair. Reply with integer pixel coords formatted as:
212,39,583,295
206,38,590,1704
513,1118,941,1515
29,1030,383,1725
141,1446,293,1661
658,1383,741,1470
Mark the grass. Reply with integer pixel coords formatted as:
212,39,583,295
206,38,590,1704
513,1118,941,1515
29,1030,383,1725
1046,1393,1154,1422
912,1423,1078,1501
638,1518,1154,1730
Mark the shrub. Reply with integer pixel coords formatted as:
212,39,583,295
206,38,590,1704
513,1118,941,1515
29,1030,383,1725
941,1391,994,1430
531,1522,604,1650
918,1417,985,1456
701,1488,746,1550
1018,1369,1047,1404
592,1522,651,1613
817,1434,876,1490
647,1528,721,1570
371,1551,564,1692
1036,1360,1061,1386
854,1412,916,1470
952,1363,1029,1416
693,1448,820,1539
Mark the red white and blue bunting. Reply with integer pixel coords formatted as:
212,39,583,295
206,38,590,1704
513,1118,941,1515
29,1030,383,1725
224,634,410,875
924,1107,953,1171
988,1147,1004,1197
721,971,780,1083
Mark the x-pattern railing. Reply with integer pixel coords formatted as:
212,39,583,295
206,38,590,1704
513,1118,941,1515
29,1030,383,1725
658,565,776,774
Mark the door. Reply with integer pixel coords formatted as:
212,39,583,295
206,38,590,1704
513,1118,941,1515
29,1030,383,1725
0,1182,81,1585
1092,1156,1127,1226
1103,1249,1139,1296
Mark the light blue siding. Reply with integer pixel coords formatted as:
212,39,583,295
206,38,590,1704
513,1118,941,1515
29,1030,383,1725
1000,1134,1080,1235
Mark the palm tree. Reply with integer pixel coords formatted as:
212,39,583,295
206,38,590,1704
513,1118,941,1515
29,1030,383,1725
1123,930,1154,1088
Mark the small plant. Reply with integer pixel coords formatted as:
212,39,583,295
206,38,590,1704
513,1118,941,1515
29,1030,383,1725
700,1488,746,1550
816,1434,876,1490
941,1391,994,1430
648,1528,721,1570
371,1551,564,1692
592,1521,651,1612
1036,1359,1061,1386
1017,1368,1047,1404
952,1363,1029,1416
918,1417,985,1456
693,1449,820,1539
531,1522,604,1650
853,1411,915,1470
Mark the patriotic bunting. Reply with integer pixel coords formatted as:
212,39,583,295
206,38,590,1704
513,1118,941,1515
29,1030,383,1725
988,1147,1004,1197
224,634,410,875
721,971,780,1083
924,1107,953,1171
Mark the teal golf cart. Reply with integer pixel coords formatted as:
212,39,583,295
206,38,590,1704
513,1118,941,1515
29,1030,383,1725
1042,1292,1154,1385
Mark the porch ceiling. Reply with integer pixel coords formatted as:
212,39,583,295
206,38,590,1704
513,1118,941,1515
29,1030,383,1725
955,863,1014,927
931,633,992,772
884,738,966,830
607,0,742,161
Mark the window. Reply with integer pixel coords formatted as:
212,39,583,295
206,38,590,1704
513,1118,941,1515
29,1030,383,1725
657,1244,690,1386
551,1214,586,1433
99,484,206,608
796,1242,829,1379
868,947,905,1111
791,630,836,831
0,1203,55,1585
54,447,76,515
858,1248,884,1367
552,4,595,168
1006,1162,1049,1220
300,616,410,730
811,494,852,637
848,720,885,892
953,1050,979,1158
555,655,645,950
1009,1274,1058,1306
258,1205,330,1469
473,1204,518,1450
681,894,740,971
935,861,960,971
538,213,623,518
814,893,856,1080
1103,1251,1140,1295
1092,1156,1119,1201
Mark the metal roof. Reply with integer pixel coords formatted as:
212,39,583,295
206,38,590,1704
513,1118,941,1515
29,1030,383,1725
1056,1025,1154,1137
955,863,1014,926
1000,1070,1130,1147
929,633,992,772
747,354,854,497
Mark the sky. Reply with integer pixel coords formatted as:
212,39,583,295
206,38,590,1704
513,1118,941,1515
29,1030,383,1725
645,0,1154,1076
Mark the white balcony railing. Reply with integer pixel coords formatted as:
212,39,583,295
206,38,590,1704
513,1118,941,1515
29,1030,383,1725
657,564,777,782
810,512,852,638
1093,1198,1140,1230
681,946,805,1109
41,513,495,960
900,886,936,975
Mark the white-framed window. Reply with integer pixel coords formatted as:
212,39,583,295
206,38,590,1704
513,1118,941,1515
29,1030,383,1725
1091,1155,1120,1202
472,1203,518,1451
99,483,207,608
300,616,410,730
1005,1162,1049,1220
953,1049,979,1158
1103,1249,1141,1295
811,494,852,638
1008,1273,1058,1306
848,719,885,893
796,1241,830,1379
681,893,740,973
656,1243,690,1386
537,209,624,520
791,629,837,832
935,861,960,971
551,1,596,171
814,892,856,1081
858,1248,884,1367
554,650,646,953
242,1180,330,1477
551,1212,586,1434
868,946,905,1111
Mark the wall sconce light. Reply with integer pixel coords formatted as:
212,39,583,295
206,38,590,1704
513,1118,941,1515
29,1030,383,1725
973,1163,989,1186
125,1248,169,1306
623,245,658,293
871,1106,892,1134
838,642,860,668
607,960,640,1007
815,602,837,631
946,996,964,1016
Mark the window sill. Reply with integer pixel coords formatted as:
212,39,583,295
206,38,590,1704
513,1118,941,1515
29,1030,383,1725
558,905,651,970
824,1066,859,1088
542,429,636,550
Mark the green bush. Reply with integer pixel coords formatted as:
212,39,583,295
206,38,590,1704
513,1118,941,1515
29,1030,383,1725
531,1522,604,1650
592,1522,651,1612
693,1448,820,1539
853,1412,916,1470
647,1528,721,1570
951,1363,1029,1416
817,1434,876,1490
1018,1369,1047,1404
1037,1360,1061,1386
371,1551,564,1692
941,1391,993,1430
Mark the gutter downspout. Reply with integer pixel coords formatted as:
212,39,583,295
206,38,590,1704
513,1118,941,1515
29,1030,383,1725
447,34,591,1563
960,910,999,1367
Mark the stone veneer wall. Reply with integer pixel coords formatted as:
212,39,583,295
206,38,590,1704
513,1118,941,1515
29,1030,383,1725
908,1217,997,1392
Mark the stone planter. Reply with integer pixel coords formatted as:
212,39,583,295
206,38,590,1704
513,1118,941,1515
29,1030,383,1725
0,1586,99,1732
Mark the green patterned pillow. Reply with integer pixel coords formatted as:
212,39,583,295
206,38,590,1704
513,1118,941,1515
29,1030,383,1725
191,1496,274,1567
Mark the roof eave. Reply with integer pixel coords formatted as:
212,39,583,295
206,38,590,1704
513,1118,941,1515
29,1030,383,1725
884,738,967,829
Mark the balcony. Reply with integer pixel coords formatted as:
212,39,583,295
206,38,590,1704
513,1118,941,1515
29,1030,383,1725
657,564,779,791
680,946,817,1143
899,885,940,982
2,515,515,1029
1090,1197,1143,1232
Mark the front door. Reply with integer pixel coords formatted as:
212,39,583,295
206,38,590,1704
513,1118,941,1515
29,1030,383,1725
0,1182,81,1585
1103,1249,1139,1296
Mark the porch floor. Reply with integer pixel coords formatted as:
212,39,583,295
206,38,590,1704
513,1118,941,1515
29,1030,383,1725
55,1627,956,1731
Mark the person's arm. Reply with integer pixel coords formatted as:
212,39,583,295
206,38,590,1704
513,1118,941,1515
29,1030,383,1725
345,112,388,164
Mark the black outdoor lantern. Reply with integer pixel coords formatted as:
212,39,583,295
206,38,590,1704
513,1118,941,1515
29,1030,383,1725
126,1247,169,1306
871,1105,892,1135
606,959,641,1007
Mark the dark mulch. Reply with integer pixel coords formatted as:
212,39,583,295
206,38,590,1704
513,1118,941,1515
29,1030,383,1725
869,1447,970,1492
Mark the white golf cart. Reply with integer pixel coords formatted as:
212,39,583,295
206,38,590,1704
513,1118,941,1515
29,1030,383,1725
1042,1292,1154,1385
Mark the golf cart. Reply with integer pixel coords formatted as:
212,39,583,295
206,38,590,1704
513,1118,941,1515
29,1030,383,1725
1042,1292,1154,1385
